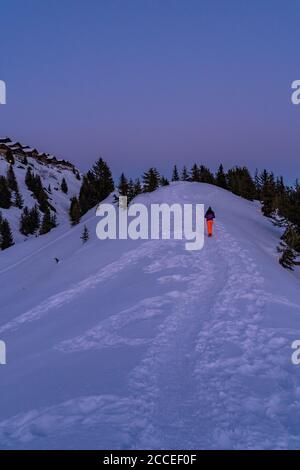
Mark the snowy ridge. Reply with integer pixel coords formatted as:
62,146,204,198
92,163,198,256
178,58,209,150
0,147,81,245
0,183,300,449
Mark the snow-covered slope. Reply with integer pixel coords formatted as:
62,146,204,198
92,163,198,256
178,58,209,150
0,182,300,449
0,152,81,244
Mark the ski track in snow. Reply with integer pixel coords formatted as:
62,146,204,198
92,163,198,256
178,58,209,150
1,219,300,448
126,223,300,449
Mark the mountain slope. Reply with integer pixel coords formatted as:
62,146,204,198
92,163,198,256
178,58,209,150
0,182,300,449
0,148,81,245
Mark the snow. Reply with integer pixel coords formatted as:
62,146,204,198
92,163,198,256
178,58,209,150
0,182,300,449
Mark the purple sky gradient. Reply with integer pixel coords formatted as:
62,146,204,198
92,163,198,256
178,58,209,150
0,0,299,182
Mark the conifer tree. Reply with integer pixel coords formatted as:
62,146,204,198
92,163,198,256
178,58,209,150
25,167,33,191
160,176,169,186
90,157,114,201
127,179,135,203
190,164,200,182
118,173,129,197
199,165,215,184
114,173,129,205
7,165,18,191
79,158,114,215
79,175,98,214
24,169,48,211
281,225,300,253
36,187,49,212
0,218,14,250
14,187,24,209
227,167,256,201
0,176,11,209
181,166,189,181
69,197,81,225
215,164,227,189
19,205,40,235
30,205,40,234
254,168,261,200
133,178,142,197
172,165,179,181
61,177,68,194
260,171,276,217
81,225,89,243
142,168,160,192
19,207,30,235
40,208,54,235
278,245,297,270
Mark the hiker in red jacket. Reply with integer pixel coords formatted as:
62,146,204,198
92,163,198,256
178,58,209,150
205,206,215,237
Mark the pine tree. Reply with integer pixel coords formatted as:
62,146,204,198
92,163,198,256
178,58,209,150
190,164,200,182
254,168,261,200
40,208,53,235
160,176,169,186
181,166,189,181
19,205,40,236
114,173,129,205
260,171,276,217
36,186,49,212
278,245,297,270
172,165,179,181
61,177,68,194
25,167,34,191
215,164,227,189
133,178,142,197
0,218,14,250
142,168,160,192
69,197,81,225
118,173,129,196
29,205,40,234
126,179,135,203
24,169,48,211
20,207,30,235
7,165,18,191
0,176,11,209
81,225,89,243
281,225,300,252
14,187,24,209
199,165,215,184
79,158,114,215
79,175,98,214
90,157,114,201
227,167,256,201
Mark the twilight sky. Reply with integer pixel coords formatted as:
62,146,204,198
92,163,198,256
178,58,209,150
0,0,299,182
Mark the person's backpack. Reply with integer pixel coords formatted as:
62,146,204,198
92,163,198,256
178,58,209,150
205,208,215,220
